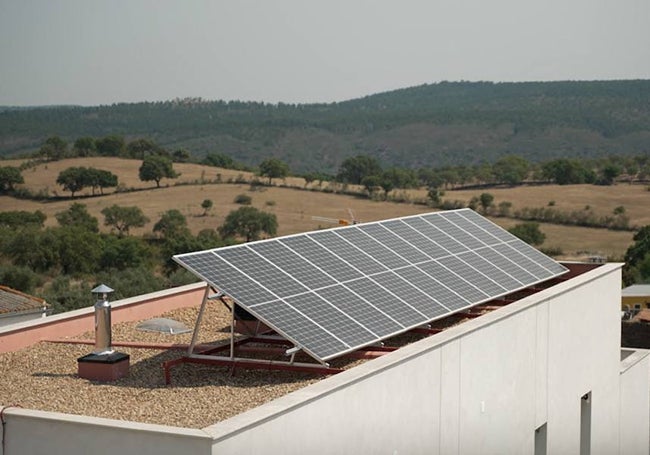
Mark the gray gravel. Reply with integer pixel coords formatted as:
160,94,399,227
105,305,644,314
0,303,322,429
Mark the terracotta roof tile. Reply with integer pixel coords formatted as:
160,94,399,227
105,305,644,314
0,286,48,315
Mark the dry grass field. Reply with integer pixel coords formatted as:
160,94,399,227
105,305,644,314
1,157,646,259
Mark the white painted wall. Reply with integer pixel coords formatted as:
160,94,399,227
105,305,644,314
2,264,647,455
204,263,642,455
620,350,650,455
0,408,212,455
0,310,46,328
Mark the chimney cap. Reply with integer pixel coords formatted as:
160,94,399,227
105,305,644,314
91,284,114,295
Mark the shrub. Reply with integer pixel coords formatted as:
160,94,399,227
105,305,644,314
234,194,252,205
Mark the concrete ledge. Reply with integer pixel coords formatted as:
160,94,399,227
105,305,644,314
0,282,207,353
0,406,213,455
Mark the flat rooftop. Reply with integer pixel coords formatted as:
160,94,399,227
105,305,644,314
0,263,594,429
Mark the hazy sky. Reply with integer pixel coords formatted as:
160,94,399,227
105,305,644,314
1,0,649,106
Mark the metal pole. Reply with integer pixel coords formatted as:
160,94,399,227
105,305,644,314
229,299,236,359
188,284,211,355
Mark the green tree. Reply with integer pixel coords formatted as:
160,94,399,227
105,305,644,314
100,236,151,270
541,159,594,185
598,164,621,185
86,168,118,195
234,194,252,205
38,136,68,161
101,205,149,236
0,265,41,294
203,152,236,169
138,155,179,188
0,166,24,192
201,199,213,216
623,226,650,285
492,155,529,186
55,226,103,274
0,210,46,229
336,155,382,185
259,158,290,184
497,201,513,217
41,276,92,314
219,206,278,242
379,177,394,199
361,175,382,197
5,227,60,272
96,135,125,156
56,167,88,197
126,138,161,159
73,137,97,157
172,148,191,163
479,193,494,214
95,266,166,301
153,209,190,238
55,203,99,232
427,186,444,207
508,222,546,246
438,167,461,189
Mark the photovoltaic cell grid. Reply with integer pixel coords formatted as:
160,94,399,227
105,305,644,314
174,208,568,362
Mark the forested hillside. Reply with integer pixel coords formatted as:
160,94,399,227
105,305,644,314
2,80,649,173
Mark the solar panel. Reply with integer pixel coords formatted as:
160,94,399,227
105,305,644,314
174,208,568,363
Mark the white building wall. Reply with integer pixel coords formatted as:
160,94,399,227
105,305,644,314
0,311,46,328
1,408,212,455
3,264,646,455
206,264,635,455
546,269,622,455
620,350,650,455
457,309,537,454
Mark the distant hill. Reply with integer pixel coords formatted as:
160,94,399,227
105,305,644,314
1,80,649,173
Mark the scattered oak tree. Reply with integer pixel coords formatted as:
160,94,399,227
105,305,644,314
0,167,24,192
56,167,87,197
153,209,190,239
73,137,97,157
479,192,494,214
201,199,213,216
259,158,290,184
56,167,118,197
508,222,546,246
336,155,382,185
55,203,99,232
95,135,125,157
219,206,278,242
38,136,68,161
0,210,46,229
86,168,118,195
138,155,179,188
623,226,650,285
101,204,149,236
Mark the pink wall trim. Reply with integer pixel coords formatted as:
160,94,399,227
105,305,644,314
0,282,207,353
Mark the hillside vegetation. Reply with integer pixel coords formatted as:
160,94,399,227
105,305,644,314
2,80,649,172
3,156,649,312
1,157,640,258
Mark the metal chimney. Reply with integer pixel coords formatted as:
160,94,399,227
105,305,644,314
91,284,114,355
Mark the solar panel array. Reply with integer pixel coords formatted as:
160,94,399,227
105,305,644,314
174,208,568,362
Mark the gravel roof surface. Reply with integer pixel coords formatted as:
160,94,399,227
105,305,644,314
0,302,330,429
0,298,475,429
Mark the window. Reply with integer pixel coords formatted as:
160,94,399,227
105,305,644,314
580,392,591,455
534,423,547,455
